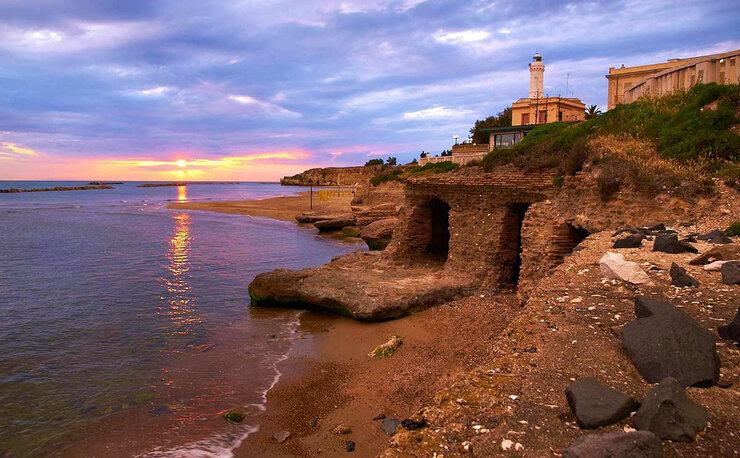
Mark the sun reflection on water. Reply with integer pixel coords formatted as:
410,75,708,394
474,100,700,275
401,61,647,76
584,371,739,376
176,185,187,202
160,213,202,335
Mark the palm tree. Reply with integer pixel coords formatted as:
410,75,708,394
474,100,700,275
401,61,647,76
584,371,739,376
585,105,602,119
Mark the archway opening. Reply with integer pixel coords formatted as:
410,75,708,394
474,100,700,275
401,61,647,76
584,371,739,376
424,198,450,261
498,203,529,287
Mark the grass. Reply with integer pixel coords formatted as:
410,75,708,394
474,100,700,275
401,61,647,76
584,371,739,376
370,161,459,186
726,222,740,237
480,83,739,200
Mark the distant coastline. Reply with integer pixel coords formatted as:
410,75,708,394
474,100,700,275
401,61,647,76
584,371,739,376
0,184,113,193
137,182,242,188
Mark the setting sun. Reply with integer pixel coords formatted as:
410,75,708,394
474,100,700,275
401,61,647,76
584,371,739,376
175,159,187,168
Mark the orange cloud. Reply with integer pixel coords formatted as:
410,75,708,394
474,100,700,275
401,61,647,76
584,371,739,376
0,142,39,158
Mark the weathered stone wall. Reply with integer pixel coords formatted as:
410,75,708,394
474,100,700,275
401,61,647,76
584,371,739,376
281,165,383,186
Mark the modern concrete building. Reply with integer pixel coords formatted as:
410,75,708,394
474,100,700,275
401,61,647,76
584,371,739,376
606,49,739,109
511,54,586,126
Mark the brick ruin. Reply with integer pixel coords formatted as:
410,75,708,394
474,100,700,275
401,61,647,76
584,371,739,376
250,166,708,320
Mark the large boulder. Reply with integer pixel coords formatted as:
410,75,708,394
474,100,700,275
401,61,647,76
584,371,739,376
669,263,699,287
718,307,740,343
689,244,740,265
248,252,476,321
720,260,740,285
634,377,708,442
653,234,697,254
599,252,653,285
565,378,639,429
296,213,337,224
314,216,356,231
562,431,662,458
622,297,720,387
360,217,398,250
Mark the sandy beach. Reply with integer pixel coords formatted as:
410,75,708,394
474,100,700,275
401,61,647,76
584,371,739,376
167,190,354,222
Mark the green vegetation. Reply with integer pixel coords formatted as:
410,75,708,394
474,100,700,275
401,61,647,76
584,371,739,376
585,104,602,119
223,411,244,423
481,84,739,200
370,161,459,186
470,107,512,144
365,158,384,166
726,222,740,237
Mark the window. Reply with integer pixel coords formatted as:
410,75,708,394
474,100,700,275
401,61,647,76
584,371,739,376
538,110,547,124
521,113,530,124
495,133,519,149
558,111,563,121
731,58,736,67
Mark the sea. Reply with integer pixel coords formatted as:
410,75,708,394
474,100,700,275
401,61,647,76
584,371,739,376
0,181,363,457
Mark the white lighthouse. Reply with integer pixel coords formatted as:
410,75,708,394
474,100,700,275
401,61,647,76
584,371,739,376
528,52,544,99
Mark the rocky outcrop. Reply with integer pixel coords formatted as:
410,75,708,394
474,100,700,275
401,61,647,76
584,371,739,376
361,217,398,250
622,297,719,387
281,165,383,186
565,378,639,428
563,431,662,458
634,377,708,442
669,262,699,287
653,234,697,254
697,229,733,244
613,233,644,248
314,216,356,231
689,244,740,265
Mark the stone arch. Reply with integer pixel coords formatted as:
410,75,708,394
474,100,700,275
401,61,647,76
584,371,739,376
399,197,451,264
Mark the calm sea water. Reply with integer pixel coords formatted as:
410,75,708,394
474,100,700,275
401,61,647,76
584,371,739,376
0,182,362,456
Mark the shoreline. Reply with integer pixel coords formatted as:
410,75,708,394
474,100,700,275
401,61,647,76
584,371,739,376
167,190,354,223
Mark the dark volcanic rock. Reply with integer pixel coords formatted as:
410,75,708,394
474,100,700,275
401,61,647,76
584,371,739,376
613,233,644,249
563,431,662,458
623,297,720,387
653,234,697,254
669,263,700,287
697,229,733,244
634,377,708,442
565,378,639,428
718,307,740,343
314,216,356,231
720,261,740,285
380,418,400,436
689,244,740,265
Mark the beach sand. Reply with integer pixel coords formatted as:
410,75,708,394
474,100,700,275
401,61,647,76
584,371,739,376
234,295,520,457
167,191,354,222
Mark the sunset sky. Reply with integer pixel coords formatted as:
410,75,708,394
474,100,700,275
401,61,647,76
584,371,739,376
1,0,738,181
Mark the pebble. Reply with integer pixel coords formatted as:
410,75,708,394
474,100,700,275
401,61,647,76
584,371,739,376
346,440,355,452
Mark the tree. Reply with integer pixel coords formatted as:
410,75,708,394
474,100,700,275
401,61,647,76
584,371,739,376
365,158,384,166
440,149,452,157
386,156,397,166
420,151,427,158
585,105,602,119
470,107,512,144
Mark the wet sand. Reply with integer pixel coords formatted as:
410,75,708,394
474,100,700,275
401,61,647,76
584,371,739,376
234,295,520,457
167,191,354,222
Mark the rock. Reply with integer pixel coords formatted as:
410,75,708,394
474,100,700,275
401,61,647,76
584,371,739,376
314,216,356,231
718,307,740,343
372,413,386,421
273,430,290,443
381,418,400,436
599,252,653,285
613,227,645,237
623,298,720,387
342,226,362,237
681,236,697,243
703,260,730,271
296,213,335,224
565,377,639,428
720,261,740,285
346,440,356,452
653,234,697,254
648,223,666,232
401,418,427,430
697,229,733,244
689,244,740,265
332,423,352,435
634,377,708,442
669,263,699,287
369,335,402,357
613,233,644,249
223,411,244,423
563,431,662,458
360,217,398,250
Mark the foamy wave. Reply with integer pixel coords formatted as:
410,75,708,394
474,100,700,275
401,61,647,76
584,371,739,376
140,311,304,458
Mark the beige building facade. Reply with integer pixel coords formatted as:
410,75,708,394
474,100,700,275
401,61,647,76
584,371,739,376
606,49,739,109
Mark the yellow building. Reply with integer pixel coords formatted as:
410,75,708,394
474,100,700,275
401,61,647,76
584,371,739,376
511,54,586,126
606,49,739,109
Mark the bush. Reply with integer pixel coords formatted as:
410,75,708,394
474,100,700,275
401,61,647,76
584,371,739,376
365,158,384,166
370,169,403,186
726,221,740,237
553,175,564,188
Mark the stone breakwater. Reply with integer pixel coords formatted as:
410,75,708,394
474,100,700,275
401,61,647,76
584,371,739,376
0,184,113,193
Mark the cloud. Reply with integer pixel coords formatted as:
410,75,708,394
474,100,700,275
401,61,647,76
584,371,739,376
0,142,40,159
228,94,302,119
434,29,491,45
402,106,472,120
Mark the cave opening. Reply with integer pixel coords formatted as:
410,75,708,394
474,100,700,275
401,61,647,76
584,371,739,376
424,198,450,261
500,203,529,286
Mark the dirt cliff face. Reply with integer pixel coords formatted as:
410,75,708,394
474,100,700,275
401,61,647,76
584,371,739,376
280,165,384,186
